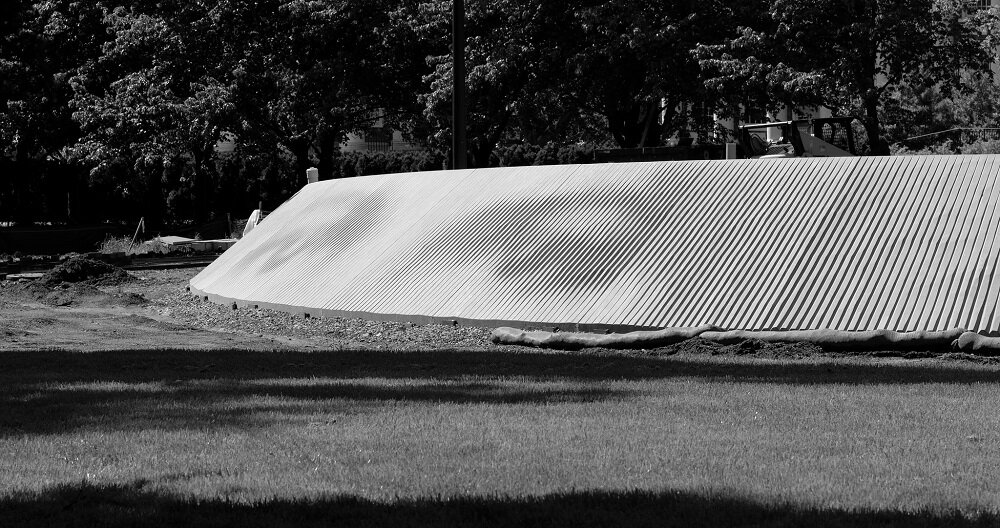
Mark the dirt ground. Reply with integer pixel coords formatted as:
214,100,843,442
2,259,998,367
0,261,504,353
0,268,275,351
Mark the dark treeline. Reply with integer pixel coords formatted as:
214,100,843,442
1,0,997,226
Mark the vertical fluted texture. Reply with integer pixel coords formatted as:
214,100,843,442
190,155,1000,331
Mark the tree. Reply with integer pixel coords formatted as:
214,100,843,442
569,0,733,148
218,0,423,181
0,0,110,223
701,0,998,155
881,70,1000,150
407,0,591,166
67,0,423,224
694,0,806,133
69,3,235,223
1,1,109,162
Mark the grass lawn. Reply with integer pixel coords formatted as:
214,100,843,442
2,347,1000,527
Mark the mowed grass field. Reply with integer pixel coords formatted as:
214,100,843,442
2,347,1000,527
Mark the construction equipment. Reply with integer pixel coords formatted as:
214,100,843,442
738,116,866,158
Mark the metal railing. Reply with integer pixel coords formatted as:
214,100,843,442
363,127,393,152
901,128,1000,150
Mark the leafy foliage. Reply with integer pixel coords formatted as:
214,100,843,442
0,1,111,223
55,0,424,224
569,0,734,147
0,0,997,226
405,1,585,166
699,0,1000,154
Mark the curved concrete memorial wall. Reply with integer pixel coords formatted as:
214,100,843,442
190,155,1000,333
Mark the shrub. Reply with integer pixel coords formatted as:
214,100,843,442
492,142,597,167
333,151,447,179
892,138,1000,156
99,235,169,255
959,138,1000,154
330,144,598,179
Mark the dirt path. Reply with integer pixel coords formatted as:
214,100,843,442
0,265,499,353
0,267,299,352
3,262,998,369
0,302,295,351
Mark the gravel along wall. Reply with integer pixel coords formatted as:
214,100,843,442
191,155,1000,333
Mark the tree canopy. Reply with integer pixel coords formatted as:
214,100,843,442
1,0,997,225
698,0,999,154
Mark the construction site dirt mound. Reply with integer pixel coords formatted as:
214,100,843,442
15,281,147,308
1,255,145,308
40,255,133,286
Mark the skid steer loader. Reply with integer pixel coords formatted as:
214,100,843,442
737,116,867,158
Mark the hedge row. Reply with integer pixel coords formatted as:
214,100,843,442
330,143,598,179
2,143,602,226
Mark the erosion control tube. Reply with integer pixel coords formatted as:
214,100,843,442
951,332,1000,354
490,325,719,351
492,326,994,354
701,329,967,352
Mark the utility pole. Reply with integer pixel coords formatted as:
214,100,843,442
452,0,468,169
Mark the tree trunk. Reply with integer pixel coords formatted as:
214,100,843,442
863,95,889,155
606,100,663,149
288,137,312,189
190,148,214,223
469,107,511,168
608,106,629,148
316,125,340,181
12,135,35,225
145,166,163,228
637,101,663,148
607,103,640,148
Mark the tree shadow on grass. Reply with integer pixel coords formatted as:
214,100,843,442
1,378,624,436
1,347,998,386
2,347,999,435
1,480,994,528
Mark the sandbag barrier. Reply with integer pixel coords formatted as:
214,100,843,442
701,329,967,352
491,326,999,355
491,324,720,351
951,333,1000,354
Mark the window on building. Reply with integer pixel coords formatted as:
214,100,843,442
363,127,392,152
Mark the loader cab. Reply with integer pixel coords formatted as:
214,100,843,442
812,116,869,155
738,120,806,158
737,116,865,159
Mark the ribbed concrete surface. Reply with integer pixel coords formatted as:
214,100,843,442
190,155,1000,332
